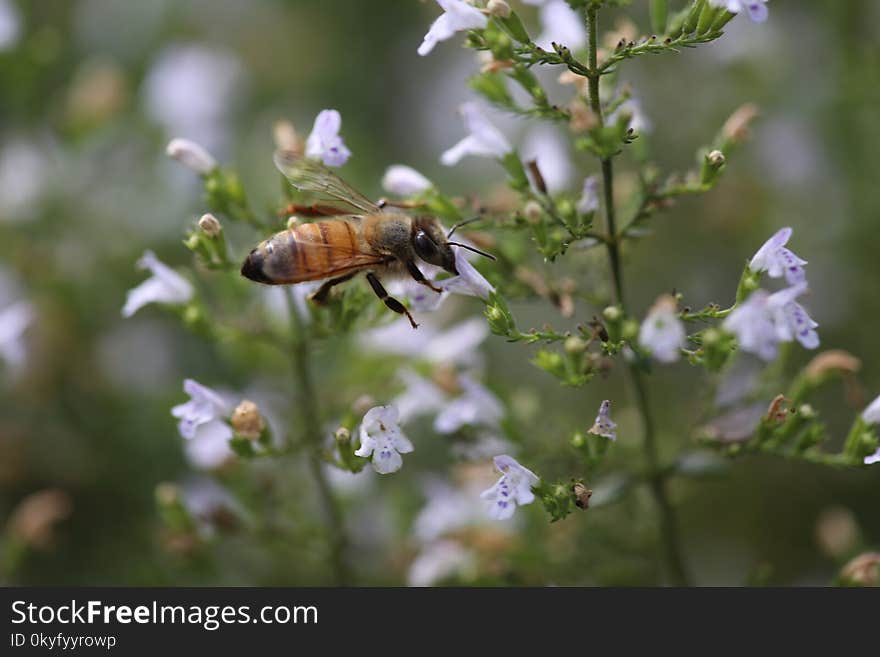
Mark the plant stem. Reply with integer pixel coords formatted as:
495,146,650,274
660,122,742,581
284,289,351,585
586,4,689,585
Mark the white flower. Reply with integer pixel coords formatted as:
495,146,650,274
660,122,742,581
143,44,242,152
354,404,414,474
588,400,617,441
171,379,230,440
435,373,504,434
393,369,446,425
638,295,686,364
0,300,34,371
166,138,217,174
437,248,495,301
723,284,819,361
441,102,512,166
862,394,880,426
407,540,476,586
122,250,194,318
418,0,488,57
304,109,351,167
413,479,488,543
521,125,574,193
381,165,433,196
577,175,600,215
480,455,539,519
0,0,22,50
171,379,234,470
865,449,880,466
748,226,807,286
359,317,489,366
709,0,769,23
533,0,587,51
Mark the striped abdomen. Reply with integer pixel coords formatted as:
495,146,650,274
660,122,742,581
240,219,384,285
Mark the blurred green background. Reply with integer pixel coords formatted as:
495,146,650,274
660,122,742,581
1,0,878,586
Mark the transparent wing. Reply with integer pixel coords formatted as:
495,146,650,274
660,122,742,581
274,150,380,215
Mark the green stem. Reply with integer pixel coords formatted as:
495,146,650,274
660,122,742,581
586,4,689,586
284,289,351,585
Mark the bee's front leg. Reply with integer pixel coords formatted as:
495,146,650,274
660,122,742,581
405,260,443,294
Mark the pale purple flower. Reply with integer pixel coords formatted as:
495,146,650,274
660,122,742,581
171,379,234,470
577,175,600,215
862,394,880,425
480,455,539,519
865,450,880,466
709,0,769,23
434,373,504,434
0,300,33,371
437,248,495,300
723,284,819,361
305,109,351,167
521,125,574,193
638,296,686,364
381,165,433,196
418,0,488,57
355,404,414,474
441,102,512,166
171,379,230,440
180,476,243,534
748,226,807,286
768,284,819,350
531,0,587,51
588,400,617,441
166,138,217,174
122,251,193,318
407,540,476,586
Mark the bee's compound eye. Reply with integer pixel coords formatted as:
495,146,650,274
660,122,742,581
413,230,438,261
241,249,273,284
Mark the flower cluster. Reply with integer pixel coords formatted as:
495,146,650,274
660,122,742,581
724,228,819,360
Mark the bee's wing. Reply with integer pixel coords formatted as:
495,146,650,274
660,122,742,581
274,151,380,215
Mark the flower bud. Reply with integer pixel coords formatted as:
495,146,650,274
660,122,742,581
621,319,639,342
815,506,859,560
198,213,221,237
273,119,303,154
721,103,759,145
155,482,180,507
486,0,511,18
166,138,217,174
231,400,265,440
805,350,861,383
523,200,543,224
564,336,586,355
334,427,351,445
840,552,880,586
572,482,592,509
707,149,725,167
602,306,622,323
352,394,376,416
7,489,72,550
287,216,301,230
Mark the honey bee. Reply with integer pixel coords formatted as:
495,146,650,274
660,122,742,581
241,151,493,328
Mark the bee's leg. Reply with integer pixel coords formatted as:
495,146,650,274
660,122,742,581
405,260,443,294
366,272,418,329
310,271,358,305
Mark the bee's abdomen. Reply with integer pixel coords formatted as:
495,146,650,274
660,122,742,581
241,221,360,285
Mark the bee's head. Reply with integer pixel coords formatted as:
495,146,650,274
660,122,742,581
412,216,458,275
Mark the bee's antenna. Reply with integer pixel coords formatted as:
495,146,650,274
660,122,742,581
446,216,482,239
448,241,496,261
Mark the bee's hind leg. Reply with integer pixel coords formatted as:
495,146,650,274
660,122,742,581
366,272,418,329
405,260,442,294
310,271,358,305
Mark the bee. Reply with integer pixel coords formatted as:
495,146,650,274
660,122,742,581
241,151,493,328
